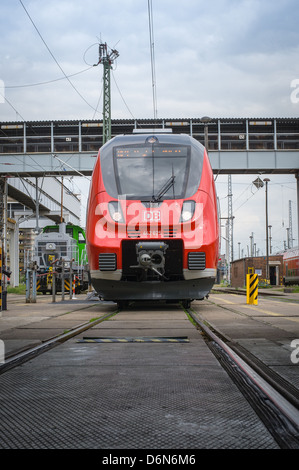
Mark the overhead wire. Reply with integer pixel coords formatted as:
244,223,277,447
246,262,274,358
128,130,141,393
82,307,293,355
92,83,103,120
0,90,26,121
18,0,100,115
148,0,158,120
83,43,101,66
233,189,260,214
5,66,94,89
112,71,136,121
2,5,93,223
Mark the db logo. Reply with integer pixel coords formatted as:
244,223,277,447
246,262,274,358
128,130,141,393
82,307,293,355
143,211,161,222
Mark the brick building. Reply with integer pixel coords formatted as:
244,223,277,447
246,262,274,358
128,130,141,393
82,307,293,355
231,255,283,288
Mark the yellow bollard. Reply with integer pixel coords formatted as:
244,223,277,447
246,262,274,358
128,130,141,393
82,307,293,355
246,273,258,305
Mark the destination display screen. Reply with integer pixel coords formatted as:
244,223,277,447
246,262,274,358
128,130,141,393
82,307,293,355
115,146,188,158
100,137,204,201
113,145,190,200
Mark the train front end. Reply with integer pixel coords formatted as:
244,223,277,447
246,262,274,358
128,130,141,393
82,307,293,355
86,133,219,306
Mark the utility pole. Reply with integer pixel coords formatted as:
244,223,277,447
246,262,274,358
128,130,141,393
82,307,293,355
96,43,119,145
268,225,272,254
35,177,40,232
250,232,254,257
0,178,5,243
227,175,234,283
264,178,270,281
0,177,8,311
288,200,293,248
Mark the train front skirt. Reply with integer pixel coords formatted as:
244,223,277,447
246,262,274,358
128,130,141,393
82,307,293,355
90,269,216,303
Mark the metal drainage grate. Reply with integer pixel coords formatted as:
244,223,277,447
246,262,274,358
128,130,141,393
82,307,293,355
78,336,189,343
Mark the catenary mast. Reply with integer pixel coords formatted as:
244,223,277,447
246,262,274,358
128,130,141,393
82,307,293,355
96,43,119,145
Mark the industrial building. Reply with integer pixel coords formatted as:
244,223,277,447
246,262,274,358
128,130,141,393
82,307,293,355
230,255,284,288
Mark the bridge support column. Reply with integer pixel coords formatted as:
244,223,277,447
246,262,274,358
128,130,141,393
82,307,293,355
0,178,8,310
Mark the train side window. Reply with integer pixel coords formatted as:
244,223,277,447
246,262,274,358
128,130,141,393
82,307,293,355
78,232,86,244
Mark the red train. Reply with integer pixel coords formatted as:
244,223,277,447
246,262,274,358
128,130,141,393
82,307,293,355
283,248,299,285
86,132,219,307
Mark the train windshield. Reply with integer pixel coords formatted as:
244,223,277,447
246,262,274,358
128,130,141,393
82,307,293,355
113,144,190,200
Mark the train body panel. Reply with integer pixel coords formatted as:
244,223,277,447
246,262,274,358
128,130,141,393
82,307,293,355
283,248,299,285
86,133,219,305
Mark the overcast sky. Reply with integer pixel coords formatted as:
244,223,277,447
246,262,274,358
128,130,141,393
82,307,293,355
0,0,298,258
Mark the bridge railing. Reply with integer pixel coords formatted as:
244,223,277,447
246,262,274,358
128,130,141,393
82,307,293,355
1,118,299,154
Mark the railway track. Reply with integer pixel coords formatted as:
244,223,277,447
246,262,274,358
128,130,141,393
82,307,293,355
0,308,119,375
192,300,299,410
212,287,282,297
1,300,299,449
212,287,299,302
186,307,299,449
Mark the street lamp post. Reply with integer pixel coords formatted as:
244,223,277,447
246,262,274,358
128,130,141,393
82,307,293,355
264,178,270,281
200,116,211,149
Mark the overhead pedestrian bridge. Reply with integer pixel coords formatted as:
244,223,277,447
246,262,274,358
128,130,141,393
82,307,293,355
0,117,298,176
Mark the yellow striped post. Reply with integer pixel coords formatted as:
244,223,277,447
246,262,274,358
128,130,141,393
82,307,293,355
246,273,258,305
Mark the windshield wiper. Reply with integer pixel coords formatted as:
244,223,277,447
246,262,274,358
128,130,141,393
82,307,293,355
152,175,176,202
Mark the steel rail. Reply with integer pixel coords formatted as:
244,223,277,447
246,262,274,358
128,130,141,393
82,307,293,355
0,308,119,375
187,307,299,449
204,297,299,408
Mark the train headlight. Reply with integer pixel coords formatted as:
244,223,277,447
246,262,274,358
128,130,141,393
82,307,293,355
180,200,195,222
46,242,56,250
108,201,125,223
